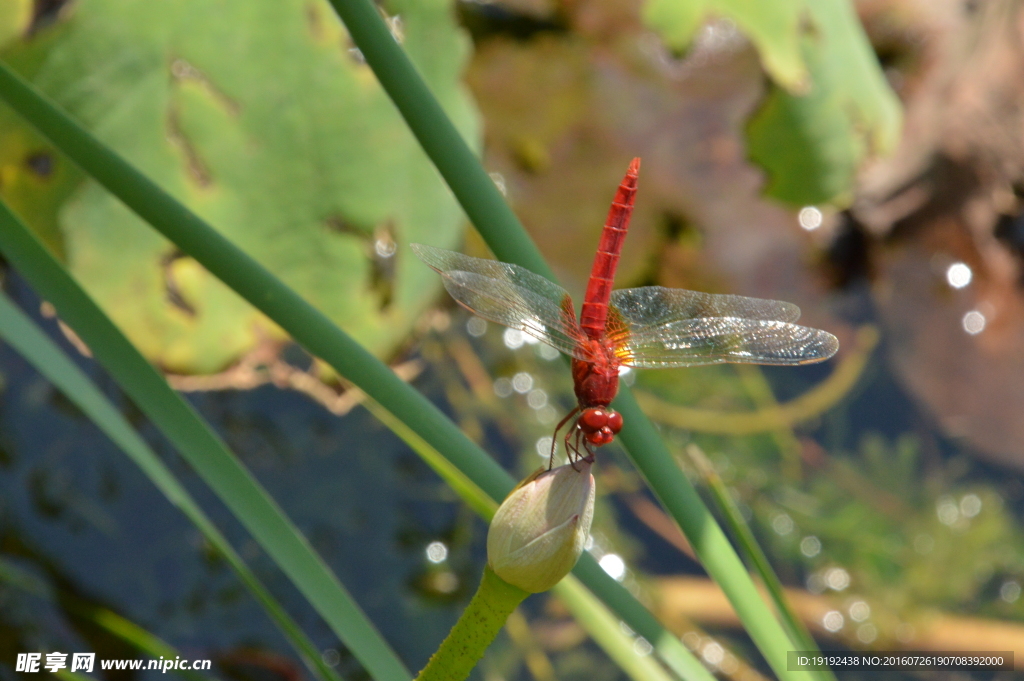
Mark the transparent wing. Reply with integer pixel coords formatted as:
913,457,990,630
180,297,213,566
609,286,802,328
618,317,839,368
604,285,831,367
411,243,587,358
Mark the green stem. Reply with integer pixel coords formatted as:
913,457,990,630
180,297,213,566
416,567,528,681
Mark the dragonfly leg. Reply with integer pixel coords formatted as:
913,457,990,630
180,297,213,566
567,426,585,471
565,427,577,470
550,406,580,470
580,438,596,464
571,425,595,470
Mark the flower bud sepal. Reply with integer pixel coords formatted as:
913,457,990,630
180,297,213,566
487,461,596,593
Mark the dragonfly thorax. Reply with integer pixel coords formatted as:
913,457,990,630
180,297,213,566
570,339,624,450
571,342,620,409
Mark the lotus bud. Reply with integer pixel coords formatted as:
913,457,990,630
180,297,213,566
487,461,596,593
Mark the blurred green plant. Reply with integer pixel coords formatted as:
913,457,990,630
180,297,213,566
644,0,902,206
719,432,1024,644
644,0,811,90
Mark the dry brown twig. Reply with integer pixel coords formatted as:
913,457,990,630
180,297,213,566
165,341,422,416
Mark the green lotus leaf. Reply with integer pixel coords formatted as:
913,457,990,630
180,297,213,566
0,0,477,372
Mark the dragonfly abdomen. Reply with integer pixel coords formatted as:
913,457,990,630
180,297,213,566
580,158,640,340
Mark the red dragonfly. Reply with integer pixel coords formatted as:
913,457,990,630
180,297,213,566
413,158,838,464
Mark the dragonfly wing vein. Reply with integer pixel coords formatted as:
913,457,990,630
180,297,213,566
621,317,839,368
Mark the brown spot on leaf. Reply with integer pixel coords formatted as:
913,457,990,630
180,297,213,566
169,57,240,116
369,221,397,311
305,2,324,40
323,214,397,311
161,250,197,317
166,108,213,188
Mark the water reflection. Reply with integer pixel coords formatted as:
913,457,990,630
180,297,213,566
511,372,533,393
598,553,626,581
945,262,972,288
502,328,525,349
856,623,877,644
822,611,844,633
493,377,513,397
848,601,870,622
962,310,986,335
1001,581,1021,603
823,567,850,591
526,388,547,409
466,316,487,338
374,236,397,258
771,512,794,535
799,206,823,231
800,535,821,557
425,541,449,563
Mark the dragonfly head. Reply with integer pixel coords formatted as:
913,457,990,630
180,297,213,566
579,408,624,446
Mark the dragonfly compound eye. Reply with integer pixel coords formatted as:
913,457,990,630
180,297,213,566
579,408,609,432
606,411,623,433
585,428,615,446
